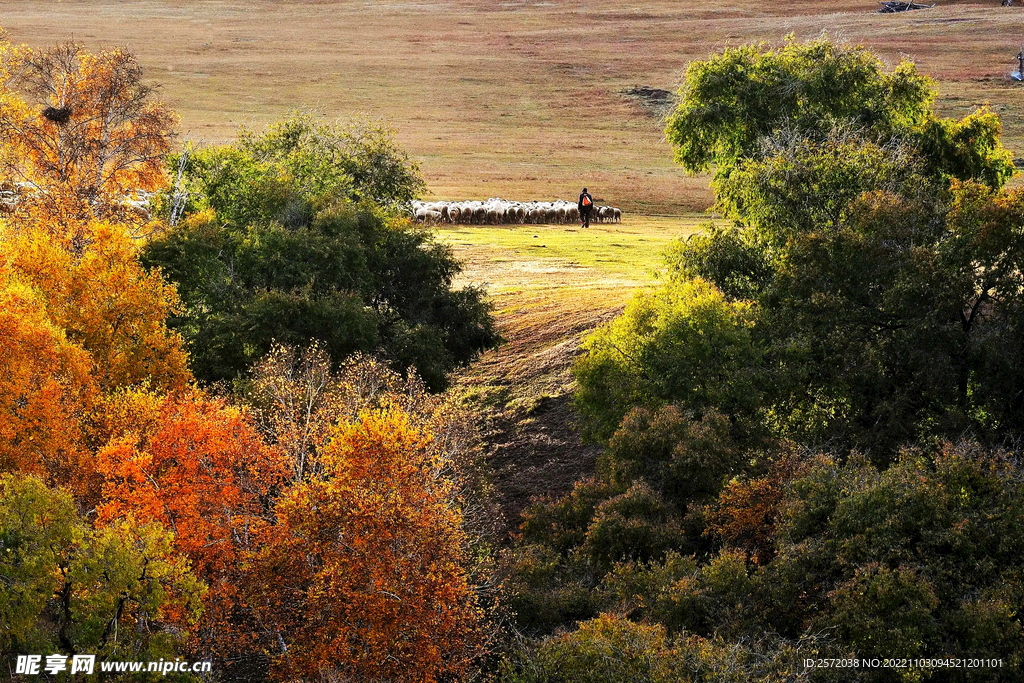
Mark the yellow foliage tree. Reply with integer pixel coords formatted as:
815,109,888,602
0,33,177,246
247,407,481,682
5,220,189,392
1,219,190,395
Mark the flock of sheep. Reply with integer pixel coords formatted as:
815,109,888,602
0,185,625,228
411,198,622,225
0,182,156,219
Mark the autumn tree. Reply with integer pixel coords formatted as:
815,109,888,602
0,271,94,493
96,390,284,579
245,407,481,682
93,388,287,663
0,37,189,495
0,38,187,498
2,220,190,394
704,448,813,565
248,343,341,483
247,343,439,484
249,343,487,483
0,218,193,504
0,34,176,244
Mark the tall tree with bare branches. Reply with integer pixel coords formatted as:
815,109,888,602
0,34,176,248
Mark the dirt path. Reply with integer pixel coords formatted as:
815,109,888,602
442,220,691,529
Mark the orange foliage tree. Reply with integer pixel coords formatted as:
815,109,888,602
0,272,94,493
94,388,288,655
0,33,176,243
0,218,190,503
95,388,285,582
250,344,488,495
249,342,344,483
246,407,481,682
251,344,450,478
0,31,491,682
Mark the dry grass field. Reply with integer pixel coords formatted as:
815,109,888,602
3,0,1023,217
5,0,1023,516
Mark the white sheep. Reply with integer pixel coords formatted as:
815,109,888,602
407,198,621,226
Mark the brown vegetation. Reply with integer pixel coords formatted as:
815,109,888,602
2,0,1022,216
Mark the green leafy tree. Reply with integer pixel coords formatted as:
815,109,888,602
169,114,425,223
498,613,816,683
751,443,1024,680
143,115,498,390
602,406,744,505
590,443,1024,681
511,37,1024,680
498,614,681,683
672,146,1024,452
0,474,204,667
656,37,1024,453
500,407,749,637
665,35,1013,189
573,277,762,444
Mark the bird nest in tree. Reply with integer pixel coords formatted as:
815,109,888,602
41,106,72,124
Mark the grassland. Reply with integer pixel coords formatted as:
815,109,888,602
3,0,1023,217
438,215,701,416
4,0,1023,517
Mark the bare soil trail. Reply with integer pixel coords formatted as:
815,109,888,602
438,217,698,525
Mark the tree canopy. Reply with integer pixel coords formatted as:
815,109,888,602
0,35,176,245
665,35,1013,190
0,473,204,665
143,115,499,390
505,36,1024,682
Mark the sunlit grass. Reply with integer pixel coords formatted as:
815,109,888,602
436,214,702,293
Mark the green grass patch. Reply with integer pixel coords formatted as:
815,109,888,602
435,215,702,285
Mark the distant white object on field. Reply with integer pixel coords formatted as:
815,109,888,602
410,198,622,225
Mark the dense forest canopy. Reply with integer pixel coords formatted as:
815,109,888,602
502,36,1024,682
3,28,1024,683
143,114,500,391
